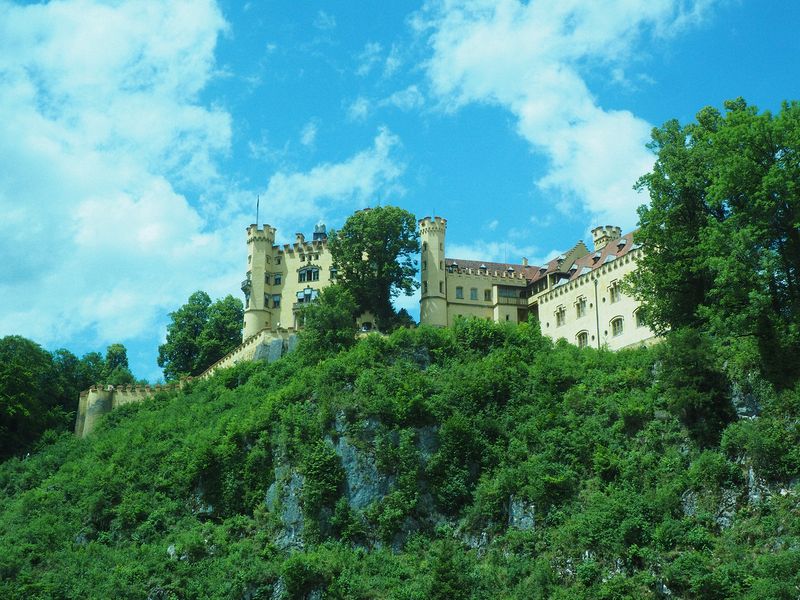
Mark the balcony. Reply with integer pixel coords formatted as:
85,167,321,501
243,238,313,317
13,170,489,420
241,279,252,293
496,295,527,306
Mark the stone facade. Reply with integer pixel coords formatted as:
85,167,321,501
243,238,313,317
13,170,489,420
242,223,338,339
418,216,658,350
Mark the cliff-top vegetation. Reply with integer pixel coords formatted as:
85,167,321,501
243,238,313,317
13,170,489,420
1,318,798,599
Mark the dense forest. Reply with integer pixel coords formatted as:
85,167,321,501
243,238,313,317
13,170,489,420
1,320,798,599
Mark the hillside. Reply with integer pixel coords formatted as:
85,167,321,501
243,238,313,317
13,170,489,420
1,321,798,599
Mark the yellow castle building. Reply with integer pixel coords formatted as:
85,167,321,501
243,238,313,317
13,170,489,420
239,213,657,350
241,222,338,339
418,216,658,350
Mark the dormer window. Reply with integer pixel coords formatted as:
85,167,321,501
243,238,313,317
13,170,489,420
617,238,627,248
592,251,602,262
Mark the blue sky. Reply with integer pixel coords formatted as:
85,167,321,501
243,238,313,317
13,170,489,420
1,0,798,382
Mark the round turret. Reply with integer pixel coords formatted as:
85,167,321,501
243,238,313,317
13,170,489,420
419,216,448,327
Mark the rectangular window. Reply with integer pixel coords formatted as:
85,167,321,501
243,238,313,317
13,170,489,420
274,273,282,285
556,306,566,327
299,271,307,283
610,281,621,303
484,289,491,301
470,288,478,300
636,311,646,328
275,256,281,265
455,286,464,299
423,281,428,294
439,281,444,294
264,273,271,285
311,268,319,281
330,268,337,280
272,295,281,308
576,296,586,318
422,260,427,271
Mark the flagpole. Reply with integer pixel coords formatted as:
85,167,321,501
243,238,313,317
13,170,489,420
256,195,260,225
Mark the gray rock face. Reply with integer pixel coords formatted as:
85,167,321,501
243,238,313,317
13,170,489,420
730,380,762,419
508,496,535,531
252,342,271,362
267,339,284,363
265,468,306,549
681,489,698,517
747,466,770,506
715,488,739,529
334,434,394,510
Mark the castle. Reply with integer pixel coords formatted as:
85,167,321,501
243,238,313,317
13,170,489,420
75,211,656,437
243,214,657,350
418,217,657,350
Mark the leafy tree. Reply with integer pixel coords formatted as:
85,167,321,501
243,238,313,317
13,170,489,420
328,206,420,330
631,98,800,386
0,336,66,459
158,291,244,381
298,285,359,359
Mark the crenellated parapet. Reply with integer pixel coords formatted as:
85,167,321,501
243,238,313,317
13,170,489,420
74,379,191,438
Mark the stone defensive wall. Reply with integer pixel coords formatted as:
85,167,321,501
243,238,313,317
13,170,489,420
74,382,185,438
74,328,299,439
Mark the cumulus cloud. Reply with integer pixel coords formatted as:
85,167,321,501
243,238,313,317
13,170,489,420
418,0,718,227
0,1,234,357
0,1,406,380
259,127,406,238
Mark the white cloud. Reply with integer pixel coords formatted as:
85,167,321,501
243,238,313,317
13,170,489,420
0,0,239,368
418,0,718,228
313,10,337,31
260,127,406,236
300,120,319,147
380,85,425,111
356,41,383,76
348,96,371,121
384,43,403,77
447,240,550,266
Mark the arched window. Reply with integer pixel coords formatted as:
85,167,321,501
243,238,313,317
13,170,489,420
611,317,624,337
635,309,646,328
576,331,589,349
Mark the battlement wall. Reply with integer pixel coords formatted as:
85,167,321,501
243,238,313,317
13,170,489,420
74,380,186,438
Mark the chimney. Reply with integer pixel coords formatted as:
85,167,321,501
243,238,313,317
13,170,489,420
522,257,528,266
295,232,305,245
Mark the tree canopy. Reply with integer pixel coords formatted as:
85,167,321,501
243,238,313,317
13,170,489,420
157,292,244,381
328,206,420,330
630,98,800,387
298,284,359,360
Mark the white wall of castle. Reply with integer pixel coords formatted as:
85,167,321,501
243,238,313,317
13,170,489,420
535,248,658,350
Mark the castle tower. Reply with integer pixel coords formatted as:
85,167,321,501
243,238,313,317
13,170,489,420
243,224,276,339
591,225,622,251
419,216,448,327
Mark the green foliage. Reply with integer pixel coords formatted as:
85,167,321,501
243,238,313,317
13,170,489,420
328,205,420,330
298,285,359,360
655,328,735,446
158,291,244,380
631,98,800,387
0,336,66,460
0,319,798,598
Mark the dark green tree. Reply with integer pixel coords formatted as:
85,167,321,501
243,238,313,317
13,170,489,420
298,285,358,359
0,336,66,459
631,98,800,386
101,343,135,385
158,292,244,381
328,206,420,330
